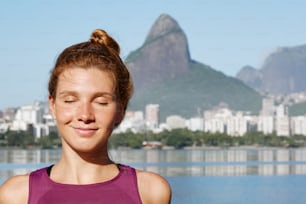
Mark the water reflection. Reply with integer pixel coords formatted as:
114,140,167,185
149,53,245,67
1,148,306,179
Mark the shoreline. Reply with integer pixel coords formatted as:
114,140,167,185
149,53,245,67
2,145,306,151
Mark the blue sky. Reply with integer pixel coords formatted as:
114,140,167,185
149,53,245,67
1,0,305,109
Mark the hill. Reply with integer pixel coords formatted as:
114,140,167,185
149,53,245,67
237,44,306,94
125,14,262,121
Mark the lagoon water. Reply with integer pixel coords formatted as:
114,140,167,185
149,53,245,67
1,148,306,203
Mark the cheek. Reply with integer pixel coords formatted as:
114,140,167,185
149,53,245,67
54,106,74,124
96,108,118,125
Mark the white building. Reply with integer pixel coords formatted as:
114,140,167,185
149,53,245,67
10,101,55,138
116,111,145,133
261,98,275,116
257,98,275,135
204,118,225,133
33,113,57,138
227,112,248,136
186,117,204,132
275,116,290,136
2,108,17,122
10,103,43,131
291,116,306,136
0,120,9,133
257,116,274,135
204,108,232,134
275,104,290,136
166,115,186,130
145,104,159,130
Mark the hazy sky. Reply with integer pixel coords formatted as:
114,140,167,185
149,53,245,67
1,0,305,109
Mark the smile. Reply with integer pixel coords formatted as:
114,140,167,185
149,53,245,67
73,127,98,136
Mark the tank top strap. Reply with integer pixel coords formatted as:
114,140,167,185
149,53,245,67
28,167,52,204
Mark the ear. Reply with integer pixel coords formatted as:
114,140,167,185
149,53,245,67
48,95,56,119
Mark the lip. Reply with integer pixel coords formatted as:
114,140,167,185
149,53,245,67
73,127,98,137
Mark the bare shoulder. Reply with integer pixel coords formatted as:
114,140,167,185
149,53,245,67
0,174,29,204
136,169,172,204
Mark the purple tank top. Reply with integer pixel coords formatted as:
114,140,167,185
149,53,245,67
28,164,142,204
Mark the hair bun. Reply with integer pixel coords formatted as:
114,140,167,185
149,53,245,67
90,29,120,54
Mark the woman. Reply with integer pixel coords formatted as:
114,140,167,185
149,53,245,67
0,29,171,204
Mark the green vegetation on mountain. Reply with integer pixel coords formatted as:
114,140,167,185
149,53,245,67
129,60,262,121
289,102,306,116
125,14,262,120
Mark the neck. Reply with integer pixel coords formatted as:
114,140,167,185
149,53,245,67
51,161,119,185
61,140,112,164
50,144,118,184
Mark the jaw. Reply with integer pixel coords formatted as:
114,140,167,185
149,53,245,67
60,127,112,159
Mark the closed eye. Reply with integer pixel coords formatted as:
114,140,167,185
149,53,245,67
64,100,76,103
95,100,109,106
95,101,107,105
63,96,77,103
94,97,112,106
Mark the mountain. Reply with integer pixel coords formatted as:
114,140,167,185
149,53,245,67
237,44,306,94
125,14,190,90
236,65,263,91
125,14,262,121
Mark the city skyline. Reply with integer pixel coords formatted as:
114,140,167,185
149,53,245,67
2,93,306,138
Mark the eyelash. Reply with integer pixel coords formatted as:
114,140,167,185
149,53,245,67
61,98,111,106
96,101,109,106
64,100,76,103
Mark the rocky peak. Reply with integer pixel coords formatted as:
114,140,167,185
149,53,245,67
236,65,263,90
126,14,191,91
145,14,183,43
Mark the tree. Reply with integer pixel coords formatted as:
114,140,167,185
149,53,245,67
6,130,35,148
164,128,193,149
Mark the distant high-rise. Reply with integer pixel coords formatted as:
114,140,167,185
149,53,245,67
275,104,290,136
261,98,275,116
291,116,306,136
145,104,159,129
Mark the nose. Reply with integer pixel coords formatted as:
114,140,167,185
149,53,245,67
78,102,94,123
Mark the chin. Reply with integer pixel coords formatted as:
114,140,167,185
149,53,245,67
70,139,108,154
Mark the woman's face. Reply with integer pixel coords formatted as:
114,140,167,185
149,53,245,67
49,67,122,154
